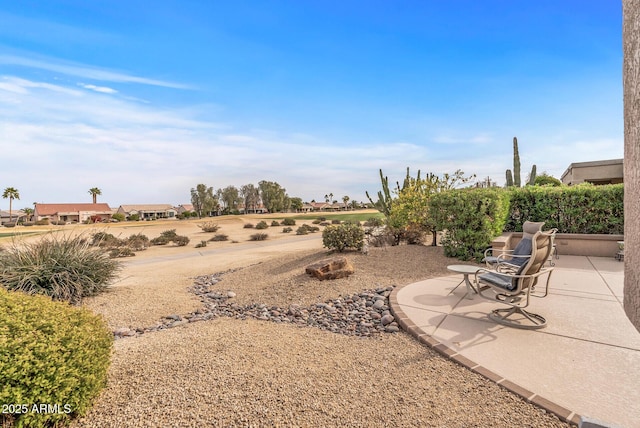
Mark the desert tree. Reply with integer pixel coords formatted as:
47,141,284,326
219,185,240,214
2,187,20,223
190,184,217,218
240,183,261,213
624,0,640,332
259,180,288,213
289,197,303,212
88,187,102,204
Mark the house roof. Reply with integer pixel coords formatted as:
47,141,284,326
118,204,175,212
35,203,112,215
178,204,194,211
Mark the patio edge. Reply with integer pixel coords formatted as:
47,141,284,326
389,283,582,426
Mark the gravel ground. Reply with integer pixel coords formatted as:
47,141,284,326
73,244,571,427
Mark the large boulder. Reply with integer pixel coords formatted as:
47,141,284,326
305,256,354,280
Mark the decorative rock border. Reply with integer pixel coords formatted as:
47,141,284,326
113,273,400,339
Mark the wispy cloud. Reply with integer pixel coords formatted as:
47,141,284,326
0,54,191,89
0,76,433,205
78,83,118,94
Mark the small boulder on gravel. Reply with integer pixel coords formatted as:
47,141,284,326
305,256,354,280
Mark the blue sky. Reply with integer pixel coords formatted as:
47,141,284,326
0,1,623,209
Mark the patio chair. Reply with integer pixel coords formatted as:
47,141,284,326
483,221,545,270
473,229,555,329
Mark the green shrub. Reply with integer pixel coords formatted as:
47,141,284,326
430,188,511,261
271,220,280,226
282,218,296,226
322,223,365,252
35,219,50,226
173,236,190,246
209,234,229,242
150,236,169,245
91,232,122,248
3,222,16,228
160,229,178,239
109,247,135,258
364,217,384,227
249,233,268,241
255,221,269,229
111,213,125,222
282,227,293,233
331,219,341,224
504,184,623,234
125,233,149,251
195,240,207,248
312,219,322,225
22,222,34,227
319,221,330,226
0,234,121,303
127,213,140,221
295,224,320,235
0,288,113,427
198,221,220,233
243,223,254,229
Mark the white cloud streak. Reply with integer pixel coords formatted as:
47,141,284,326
0,54,191,89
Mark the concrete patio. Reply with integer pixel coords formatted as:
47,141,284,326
389,255,640,427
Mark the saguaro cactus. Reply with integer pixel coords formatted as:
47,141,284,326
506,137,536,187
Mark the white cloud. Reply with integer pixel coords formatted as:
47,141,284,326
78,83,118,94
0,54,191,89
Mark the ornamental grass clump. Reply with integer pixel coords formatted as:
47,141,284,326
0,287,113,427
0,233,120,304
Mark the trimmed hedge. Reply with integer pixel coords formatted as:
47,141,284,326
0,288,113,427
430,188,511,261
505,184,623,234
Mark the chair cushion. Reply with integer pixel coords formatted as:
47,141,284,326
522,221,545,239
479,272,516,291
509,237,532,267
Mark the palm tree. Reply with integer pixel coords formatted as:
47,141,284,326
2,187,20,223
88,187,102,204
342,195,350,210
22,207,34,222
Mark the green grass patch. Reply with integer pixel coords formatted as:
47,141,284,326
265,211,383,223
0,231,42,239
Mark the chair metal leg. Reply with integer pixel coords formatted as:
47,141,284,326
489,307,547,330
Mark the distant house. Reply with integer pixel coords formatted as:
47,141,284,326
0,209,26,225
117,204,177,220
34,203,113,223
238,204,268,214
311,202,330,211
561,159,624,186
299,203,314,213
175,204,194,215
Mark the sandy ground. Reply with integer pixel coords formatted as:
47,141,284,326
2,213,570,427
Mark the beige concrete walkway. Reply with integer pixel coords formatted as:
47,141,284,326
390,255,640,427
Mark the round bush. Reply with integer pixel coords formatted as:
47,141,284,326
322,223,365,252
209,234,229,242
282,218,296,226
255,221,269,230
173,235,190,246
0,234,121,303
249,233,268,241
0,288,113,427
271,220,280,227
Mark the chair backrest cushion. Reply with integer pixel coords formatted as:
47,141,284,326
510,237,532,267
517,230,554,288
522,221,545,239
